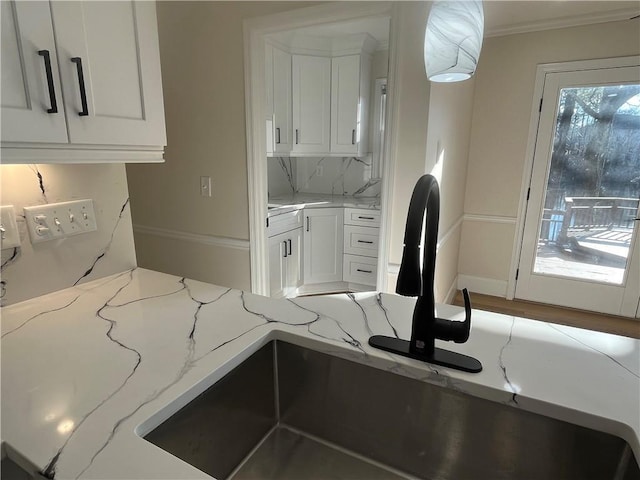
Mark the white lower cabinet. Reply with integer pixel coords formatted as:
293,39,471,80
267,210,302,299
303,208,344,284
268,229,301,299
343,208,380,287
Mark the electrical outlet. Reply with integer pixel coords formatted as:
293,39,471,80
24,199,97,244
0,206,21,250
200,176,212,197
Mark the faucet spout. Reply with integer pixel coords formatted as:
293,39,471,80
369,175,482,373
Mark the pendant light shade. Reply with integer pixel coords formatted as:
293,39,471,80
424,0,484,83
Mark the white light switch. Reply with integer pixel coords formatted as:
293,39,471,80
0,206,21,250
24,199,97,244
200,176,212,197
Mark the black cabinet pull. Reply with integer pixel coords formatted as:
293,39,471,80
276,127,281,144
357,240,374,244
38,50,58,114
306,216,310,232
287,239,292,256
356,269,372,274
352,129,356,145
295,129,299,144
71,57,89,116
357,216,375,220
283,240,288,258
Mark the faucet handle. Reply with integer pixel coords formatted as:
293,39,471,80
433,288,472,343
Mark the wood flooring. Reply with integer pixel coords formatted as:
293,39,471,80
451,291,640,339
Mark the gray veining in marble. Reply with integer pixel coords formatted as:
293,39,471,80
0,164,137,306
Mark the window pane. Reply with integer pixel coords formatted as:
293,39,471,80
534,85,640,285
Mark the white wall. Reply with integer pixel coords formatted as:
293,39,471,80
0,164,136,305
459,18,640,297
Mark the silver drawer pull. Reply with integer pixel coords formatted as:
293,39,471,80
357,240,374,244
357,216,375,220
356,269,372,274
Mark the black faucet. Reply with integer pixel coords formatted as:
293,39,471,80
369,174,482,373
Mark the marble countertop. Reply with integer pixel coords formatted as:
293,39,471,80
2,268,639,479
268,193,379,216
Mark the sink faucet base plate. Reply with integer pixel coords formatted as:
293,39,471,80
369,335,482,373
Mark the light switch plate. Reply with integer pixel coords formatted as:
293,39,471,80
24,199,97,244
200,176,212,197
0,206,21,249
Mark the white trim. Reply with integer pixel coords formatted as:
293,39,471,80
387,262,400,275
1,146,164,163
438,215,464,251
444,275,459,305
376,3,401,293
458,274,508,298
245,3,396,297
463,214,517,225
133,224,250,251
509,55,640,301
485,8,640,38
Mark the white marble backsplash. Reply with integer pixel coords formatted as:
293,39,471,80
0,164,136,306
268,156,381,198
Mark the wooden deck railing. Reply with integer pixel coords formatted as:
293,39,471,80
540,196,638,245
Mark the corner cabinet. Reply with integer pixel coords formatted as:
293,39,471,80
1,0,166,164
303,208,344,284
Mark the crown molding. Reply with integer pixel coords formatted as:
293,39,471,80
485,7,639,38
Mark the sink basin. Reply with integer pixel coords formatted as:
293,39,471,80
143,340,640,480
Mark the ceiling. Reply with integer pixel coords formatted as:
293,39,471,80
273,1,639,48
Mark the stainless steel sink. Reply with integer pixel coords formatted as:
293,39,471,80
144,341,640,480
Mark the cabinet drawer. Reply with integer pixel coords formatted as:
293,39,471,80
344,208,380,227
267,209,302,237
344,225,379,257
343,254,377,286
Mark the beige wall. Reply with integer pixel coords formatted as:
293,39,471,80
126,2,314,291
459,18,640,295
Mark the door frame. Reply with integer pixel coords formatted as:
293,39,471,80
509,55,640,313
243,2,399,296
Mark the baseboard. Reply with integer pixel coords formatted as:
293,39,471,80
457,274,508,298
133,224,250,251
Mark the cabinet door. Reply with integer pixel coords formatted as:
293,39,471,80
286,227,303,295
1,1,68,143
331,55,360,154
268,233,288,299
51,1,166,147
272,47,292,153
304,208,344,284
292,55,330,154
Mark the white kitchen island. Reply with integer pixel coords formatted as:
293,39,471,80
1,268,639,479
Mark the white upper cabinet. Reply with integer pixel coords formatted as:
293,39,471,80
1,0,166,163
1,1,68,144
292,55,331,155
331,54,371,156
269,45,293,154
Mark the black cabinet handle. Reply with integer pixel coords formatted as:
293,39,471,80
276,127,281,144
357,216,375,220
288,239,292,256
357,240,374,244
283,240,288,258
356,269,372,274
71,57,89,116
352,129,356,145
296,129,299,144
38,50,58,114
306,216,310,232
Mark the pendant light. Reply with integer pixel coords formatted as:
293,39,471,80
424,0,484,82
